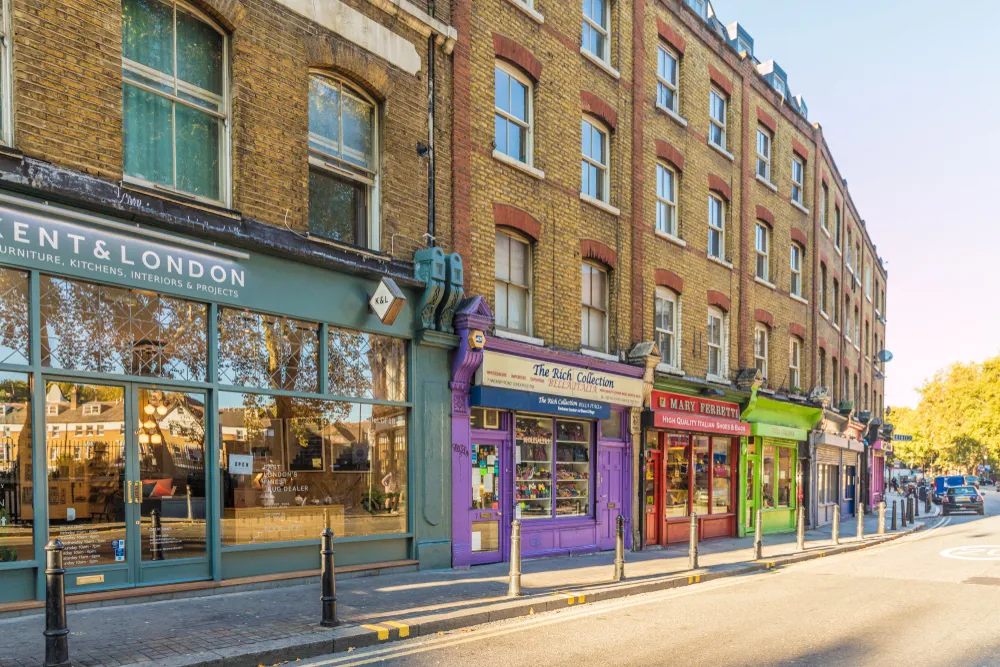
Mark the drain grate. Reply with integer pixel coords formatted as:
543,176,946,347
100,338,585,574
963,577,1000,586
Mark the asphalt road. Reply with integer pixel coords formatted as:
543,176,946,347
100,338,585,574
302,488,1000,667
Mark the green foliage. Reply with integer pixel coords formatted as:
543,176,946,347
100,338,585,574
895,358,1000,474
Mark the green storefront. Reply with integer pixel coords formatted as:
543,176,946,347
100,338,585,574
0,190,458,603
737,390,822,537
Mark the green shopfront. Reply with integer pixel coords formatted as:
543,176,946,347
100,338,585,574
738,391,822,537
0,192,454,603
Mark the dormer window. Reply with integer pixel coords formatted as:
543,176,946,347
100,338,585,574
686,0,706,19
774,77,786,98
738,38,752,56
46,404,59,416
83,404,102,416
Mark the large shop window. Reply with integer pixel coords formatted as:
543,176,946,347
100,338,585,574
761,442,794,509
308,73,378,249
39,275,208,381
0,372,32,563
0,267,29,365
662,433,732,518
217,309,319,392
817,463,838,505
219,395,407,545
515,416,591,519
122,0,228,204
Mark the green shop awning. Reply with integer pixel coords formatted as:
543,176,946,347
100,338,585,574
741,390,823,442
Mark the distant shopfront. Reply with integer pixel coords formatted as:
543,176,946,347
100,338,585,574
642,389,749,545
739,392,822,536
0,191,453,604
807,413,865,527
449,320,644,566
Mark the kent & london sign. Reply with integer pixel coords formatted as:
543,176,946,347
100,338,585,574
0,201,248,301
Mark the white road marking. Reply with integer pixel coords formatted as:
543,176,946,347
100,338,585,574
939,545,1000,561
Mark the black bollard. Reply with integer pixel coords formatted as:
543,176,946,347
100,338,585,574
901,500,907,528
320,527,338,627
914,496,920,518
891,500,897,531
151,509,163,561
44,540,70,667
614,514,626,581
908,497,914,523
925,495,931,514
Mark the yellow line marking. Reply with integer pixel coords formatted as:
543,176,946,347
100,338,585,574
577,595,585,603
362,624,390,640
383,621,410,638
687,576,693,584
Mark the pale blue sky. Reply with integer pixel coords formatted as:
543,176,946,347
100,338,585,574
710,0,1000,408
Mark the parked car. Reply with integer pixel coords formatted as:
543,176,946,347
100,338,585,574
965,475,981,488
941,485,984,516
933,475,966,505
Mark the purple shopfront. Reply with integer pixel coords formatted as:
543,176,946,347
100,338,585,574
450,299,644,567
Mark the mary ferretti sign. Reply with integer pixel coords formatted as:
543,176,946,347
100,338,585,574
0,201,248,302
476,351,643,407
648,390,749,436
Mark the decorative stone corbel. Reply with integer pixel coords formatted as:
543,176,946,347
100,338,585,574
435,253,464,334
414,247,446,331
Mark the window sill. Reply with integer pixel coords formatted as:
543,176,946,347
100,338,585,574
708,140,734,162
853,344,861,353
122,178,237,218
755,174,778,193
654,230,686,248
580,347,619,362
754,276,776,290
866,294,873,303
503,0,544,23
580,48,620,80
706,374,732,386
821,226,831,240
492,150,545,180
820,310,829,321
656,363,684,377
790,293,809,305
656,103,688,128
580,192,621,216
707,254,733,270
833,324,840,332
494,328,545,346
835,246,842,257
790,199,810,215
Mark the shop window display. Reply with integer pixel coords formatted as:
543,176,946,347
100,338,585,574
762,445,776,509
777,446,792,507
471,443,499,510
217,308,318,392
711,437,731,513
0,268,29,365
693,436,710,515
515,416,592,519
664,434,689,518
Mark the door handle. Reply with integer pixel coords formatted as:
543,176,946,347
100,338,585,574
126,481,133,504
133,482,142,504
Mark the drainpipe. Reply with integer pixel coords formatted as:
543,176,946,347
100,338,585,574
426,32,436,247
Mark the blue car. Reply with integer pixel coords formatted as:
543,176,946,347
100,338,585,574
933,475,966,505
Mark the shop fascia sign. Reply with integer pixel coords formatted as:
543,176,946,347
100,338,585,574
0,200,249,302
368,277,406,325
651,390,741,420
750,422,809,441
648,390,750,436
476,351,643,407
470,386,611,420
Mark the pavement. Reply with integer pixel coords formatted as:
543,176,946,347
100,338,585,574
0,495,929,667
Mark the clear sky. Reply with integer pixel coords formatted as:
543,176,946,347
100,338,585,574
709,0,1000,409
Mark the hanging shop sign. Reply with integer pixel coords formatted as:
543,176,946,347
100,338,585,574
750,422,809,441
476,351,644,407
369,276,406,325
470,385,611,420
0,201,249,301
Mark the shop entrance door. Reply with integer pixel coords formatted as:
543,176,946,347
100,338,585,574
844,465,857,516
741,440,760,536
596,445,624,550
469,437,507,565
44,380,210,593
644,449,661,546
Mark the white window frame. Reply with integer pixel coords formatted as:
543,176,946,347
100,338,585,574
754,325,768,381
854,305,860,344
122,0,231,207
820,184,828,231
844,298,852,342
774,77,786,99
707,307,726,380
581,116,610,203
846,229,854,271
708,195,725,260
790,243,802,297
709,88,727,150
756,127,772,182
737,38,752,55
687,0,707,19
581,261,609,353
789,338,801,390
791,156,804,205
654,287,678,369
864,264,872,299
754,222,769,281
834,206,842,249
494,61,534,166
655,162,678,237
582,0,610,63
833,279,840,327
308,72,381,251
494,230,533,335
656,44,679,113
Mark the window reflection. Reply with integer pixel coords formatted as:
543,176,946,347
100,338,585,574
0,268,29,365
39,275,207,380
219,392,406,544
217,309,319,392
328,327,406,401
0,372,31,563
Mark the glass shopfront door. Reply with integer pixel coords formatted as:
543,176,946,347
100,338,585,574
470,437,506,565
45,380,209,592
742,439,759,534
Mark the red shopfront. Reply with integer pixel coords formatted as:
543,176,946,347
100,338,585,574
643,390,751,545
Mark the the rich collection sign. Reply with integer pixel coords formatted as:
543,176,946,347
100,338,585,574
476,352,643,407
0,202,248,301
470,386,611,420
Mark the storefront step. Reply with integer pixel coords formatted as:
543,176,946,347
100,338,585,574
0,559,418,619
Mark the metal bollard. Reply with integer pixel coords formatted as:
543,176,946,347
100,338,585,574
925,495,931,514
44,540,70,667
613,514,626,581
856,503,865,540
795,505,805,552
914,495,920,518
891,500,897,531
320,527,338,627
831,504,840,545
151,509,163,561
878,501,886,535
901,500,907,527
508,519,522,597
908,497,914,523
753,508,763,560
688,513,699,570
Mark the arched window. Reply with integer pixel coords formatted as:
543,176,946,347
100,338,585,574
308,73,379,249
581,116,609,202
789,337,802,391
707,307,726,380
581,261,608,352
656,162,678,237
494,230,532,335
789,242,803,296
494,61,533,165
122,0,229,204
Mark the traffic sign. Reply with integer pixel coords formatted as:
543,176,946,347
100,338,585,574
893,434,913,442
